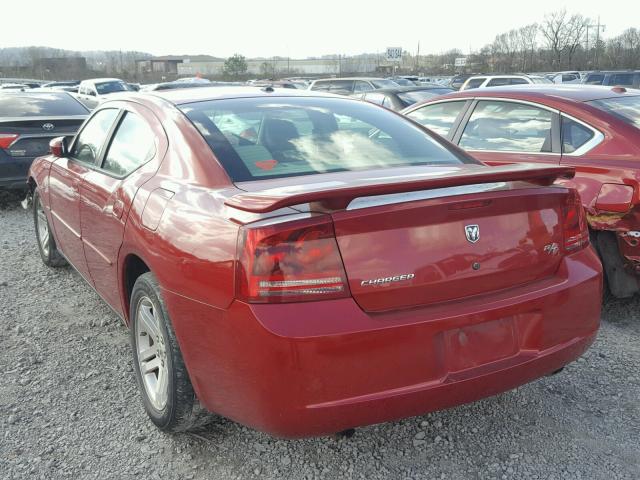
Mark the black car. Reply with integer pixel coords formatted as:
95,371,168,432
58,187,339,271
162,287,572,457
355,86,455,111
0,92,89,190
583,71,640,89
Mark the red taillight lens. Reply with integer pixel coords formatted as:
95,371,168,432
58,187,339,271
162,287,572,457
237,215,350,303
0,134,19,149
563,189,589,252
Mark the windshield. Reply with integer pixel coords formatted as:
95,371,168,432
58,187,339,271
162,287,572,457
371,79,399,89
588,96,640,129
180,96,471,182
0,93,88,116
397,89,454,106
95,81,129,94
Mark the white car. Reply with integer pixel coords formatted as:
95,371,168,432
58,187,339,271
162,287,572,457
547,72,582,84
460,75,552,90
76,78,131,109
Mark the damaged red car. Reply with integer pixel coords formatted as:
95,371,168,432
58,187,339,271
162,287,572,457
404,85,640,298
28,87,601,437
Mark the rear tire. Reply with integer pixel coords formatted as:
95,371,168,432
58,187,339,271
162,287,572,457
594,230,639,299
33,189,67,268
130,272,213,432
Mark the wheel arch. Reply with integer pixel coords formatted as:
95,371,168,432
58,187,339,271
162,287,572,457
121,252,152,325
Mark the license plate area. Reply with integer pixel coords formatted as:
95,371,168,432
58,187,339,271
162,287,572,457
445,317,518,372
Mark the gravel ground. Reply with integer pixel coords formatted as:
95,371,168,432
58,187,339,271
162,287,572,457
1,195,639,480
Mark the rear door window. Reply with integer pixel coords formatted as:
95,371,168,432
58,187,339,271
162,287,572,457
70,108,119,164
354,81,374,93
459,100,553,153
487,78,511,87
561,117,595,154
405,101,466,137
510,78,529,85
101,112,156,176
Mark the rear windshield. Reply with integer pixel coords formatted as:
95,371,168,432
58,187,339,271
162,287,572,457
0,93,88,117
371,79,399,89
95,81,129,94
397,89,453,106
588,96,640,129
180,96,471,182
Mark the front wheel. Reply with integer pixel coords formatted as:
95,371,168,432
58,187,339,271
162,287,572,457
33,189,67,267
130,272,212,432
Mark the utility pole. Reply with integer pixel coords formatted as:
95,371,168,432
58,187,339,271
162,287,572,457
586,17,606,68
415,41,420,73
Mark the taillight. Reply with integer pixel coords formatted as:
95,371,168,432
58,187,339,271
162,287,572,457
237,215,350,303
562,189,589,252
0,134,19,149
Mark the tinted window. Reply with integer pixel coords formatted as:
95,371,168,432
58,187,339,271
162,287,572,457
462,78,485,90
406,101,466,136
585,74,604,85
588,96,640,129
102,112,156,176
95,81,129,95
180,97,471,182
487,78,512,87
397,89,454,106
562,74,578,82
354,81,374,93
510,78,529,85
562,117,594,153
0,93,88,117
460,101,553,153
71,109,119,163
607,74,635,87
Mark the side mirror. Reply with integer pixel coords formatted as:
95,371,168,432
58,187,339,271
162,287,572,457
49,136,69,157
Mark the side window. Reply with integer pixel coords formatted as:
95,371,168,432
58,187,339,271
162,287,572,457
101,112,156,177
487,78,511,87
561,117,595,154
510,78,529,85
71,108,119,164
364,92,386,106
406,101,466,137
562,74,577,82
585,74,604,85
462,78,485,90
459,100,553,153
354,81,374,93
608,74,634,86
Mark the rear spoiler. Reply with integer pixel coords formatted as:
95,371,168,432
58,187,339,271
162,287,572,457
225,164,575,213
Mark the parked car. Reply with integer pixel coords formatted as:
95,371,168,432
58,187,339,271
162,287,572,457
0,83,30,91
41,81,80,89
0,91,89,190
27,86,601,437
461,75,552,90
387,77,416,86
356,85,454,111
403,84,640,298
309,77,399,95
583,71,640,89
76,78,132,109
547,72,582,84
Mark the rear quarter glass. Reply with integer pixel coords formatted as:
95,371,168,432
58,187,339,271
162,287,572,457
179,96,473,182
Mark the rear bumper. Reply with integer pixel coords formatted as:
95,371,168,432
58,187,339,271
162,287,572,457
0,156,34,189
163,247,602,438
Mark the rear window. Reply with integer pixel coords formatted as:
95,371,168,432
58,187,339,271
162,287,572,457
0,93,88,117
180,97,471,182
462,78,485,90
588,96,640,129
95,81,129,94
585,74,604,85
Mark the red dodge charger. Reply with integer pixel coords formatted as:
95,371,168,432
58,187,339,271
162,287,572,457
27,87,602,437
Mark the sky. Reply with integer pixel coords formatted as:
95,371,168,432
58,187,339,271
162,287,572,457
1,0,637,58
